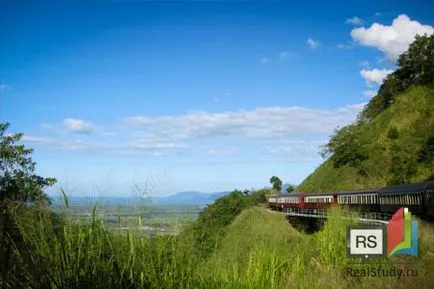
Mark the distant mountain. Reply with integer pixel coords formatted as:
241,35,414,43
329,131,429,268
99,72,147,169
51,191,231,206
152,191,230,205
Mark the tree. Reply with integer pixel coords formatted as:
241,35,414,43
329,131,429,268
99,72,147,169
360,34,434,122
286,185,295,193
0,122,56,204
319,124,368,168
269,176,282,191
396,34,434,88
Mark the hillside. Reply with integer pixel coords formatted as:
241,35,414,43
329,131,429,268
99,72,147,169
298,85,434,192
197,206,434,289
297,35,434,192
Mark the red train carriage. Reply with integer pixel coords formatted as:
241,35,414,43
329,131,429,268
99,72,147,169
270,193,302,211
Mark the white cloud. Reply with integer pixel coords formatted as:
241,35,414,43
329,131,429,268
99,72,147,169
351,14,434,60
130,140,185,150
278,51,296,60
261,57,270,64
360,68,393,86
28,103,367,161
265,140,325,160
336,43,355,49
123,103,365,140
0,83,13,94
306,38,321,50
63,118,96,135
358,60,371,68
22,135,100,152
22,133,186,156
346,16,364,26
207,148,234,156
21,135,54,143
363,89,378,99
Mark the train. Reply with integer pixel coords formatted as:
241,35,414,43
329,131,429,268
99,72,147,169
267,181,434,218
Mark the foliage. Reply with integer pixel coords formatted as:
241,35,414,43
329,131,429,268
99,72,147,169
286,184,295,193
319,124,368,168
387,126,400,140
300,36,434,191
269,176,283,191
0,122,57,282
5,204,434,289
299,86,434,191
418,135,434,163
0,122,56,204
190,189,270,257
388,144,418,185
361,34,434,121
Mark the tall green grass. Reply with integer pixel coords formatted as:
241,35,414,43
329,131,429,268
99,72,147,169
3,201,434,289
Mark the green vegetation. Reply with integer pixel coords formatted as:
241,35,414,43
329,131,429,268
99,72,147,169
2,36,434,288
270,176,283,191
1,122,57,283
0,122,56,204
4,201,434,288
286,184,295,193
300,35,434,191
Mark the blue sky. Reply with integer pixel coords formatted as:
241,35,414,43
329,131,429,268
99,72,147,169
1,0,433,197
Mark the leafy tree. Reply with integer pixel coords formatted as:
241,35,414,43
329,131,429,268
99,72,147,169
320,124,368,168
395,34,434,88
360,34,434,122
0,122,56,204
286,185,295,193
269,176,282,191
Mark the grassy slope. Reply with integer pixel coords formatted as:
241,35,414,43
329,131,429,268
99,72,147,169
298,85,434,192
201,206,434,289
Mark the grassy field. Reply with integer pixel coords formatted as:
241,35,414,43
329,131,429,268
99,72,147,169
4,201,434,289
51,202,201,235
